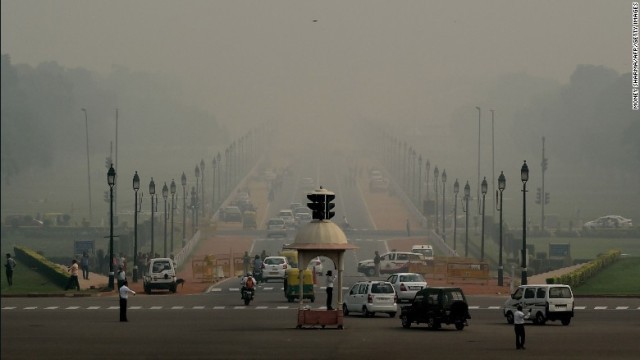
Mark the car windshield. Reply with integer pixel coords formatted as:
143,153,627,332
153,261,170,272
264,258,284,265
399,274,425,282
549,287,572,298
371,283,394,294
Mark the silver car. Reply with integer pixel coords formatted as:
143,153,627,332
386,273,427,302
343,281,398,318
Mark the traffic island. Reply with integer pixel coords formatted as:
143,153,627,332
297,308,343,329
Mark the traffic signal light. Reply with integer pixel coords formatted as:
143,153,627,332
536,188,541,204
307,193,326,220
325,194,336,220
545,192,550,205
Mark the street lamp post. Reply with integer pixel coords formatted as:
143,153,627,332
497,171,506,286
200,159,205,217
162,183,168,258
418,155,422,207
132,171,140,282
476,106,481,214
212,158,217,214
181,172,186,248
442,169,447,242
464,181,471,257
195,165,200,229
107,164,116,289
216,152,221,207
434,166,439,234
170,180,176,255
149,178,156,257
521,161,530,285
190,186,197,235
453,179,459,252
481,177,488,262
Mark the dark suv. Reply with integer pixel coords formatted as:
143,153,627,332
400,287,471,330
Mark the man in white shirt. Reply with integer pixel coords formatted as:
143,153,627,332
119,280,136,322
514,305,531,349
325,270,336,310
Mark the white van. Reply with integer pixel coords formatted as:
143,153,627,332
503,284,575,325
411,245,434,261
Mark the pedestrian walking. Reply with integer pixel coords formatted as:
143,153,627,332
119,280,136,322
514,305,531,350
81,251,90,280
5,253,16,286
65,259,80,291
325,270,336,310
373,251,381,277
242,251,251,274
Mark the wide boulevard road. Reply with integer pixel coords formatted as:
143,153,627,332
2,280,639,360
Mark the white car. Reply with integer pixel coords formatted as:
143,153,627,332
266,218,287,238
143,258,177,294
278,209,296,227
343,281,398,318
584,215,632,229
357,251,425,276
261,256,289,282
385,273,428,302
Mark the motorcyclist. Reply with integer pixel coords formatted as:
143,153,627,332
252,255,263,283
240,272,256,299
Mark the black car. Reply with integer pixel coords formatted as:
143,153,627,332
400,287,470,330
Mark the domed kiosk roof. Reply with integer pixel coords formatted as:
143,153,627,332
287,220,357,250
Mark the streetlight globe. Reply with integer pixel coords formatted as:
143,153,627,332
200,159,205,172
170,179,176,195
107,164,116,187
181,172,186,187
217,152,221,162
442,169,447,184
464,181,470,197
195,165,200,178
481,177,488,195
149,178,156,195
133,171,140,191
454,179,459,194
498,171,506,191
162,183,168,200
434,166,439,179
521,161,529,183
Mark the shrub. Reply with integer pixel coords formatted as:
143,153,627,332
552,249,621,288
13,246,68,288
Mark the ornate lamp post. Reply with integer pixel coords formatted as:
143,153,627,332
453,179,459,252
194,165,200,229
418,154,422,207
521,161,530,285
481,177,488,261
464,181,471,257
497,171,506,286
162,182,168,257
434,166,439,234
216,152,221,206
425,160,431,202
132,171,141,282
190,186,197,235
212,157,217,214
200,159,205,217
149,178,156,257
107,164,116,289
181,172,186,247
442,169,447,242
170,180,176,255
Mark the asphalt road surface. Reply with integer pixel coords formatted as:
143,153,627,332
2,281,639,360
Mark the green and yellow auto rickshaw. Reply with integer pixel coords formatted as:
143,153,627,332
285,268,315,303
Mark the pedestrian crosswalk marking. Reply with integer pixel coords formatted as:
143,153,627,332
87,306,100,310
129,306,142,310
150,306,162,310
616,306,629,310
45,306,59,310
25,307,37,310
65,306,80,310
594,306,607,310
171,306,184,310
574,306,586,310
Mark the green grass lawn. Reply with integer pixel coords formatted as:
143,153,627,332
573,257,640,296
1,259,68,294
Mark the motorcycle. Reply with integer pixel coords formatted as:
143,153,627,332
241,287,254,305
252,268,263,283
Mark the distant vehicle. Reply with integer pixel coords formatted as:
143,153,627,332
242,211,257,230
343,280,398,318
583,215,632,229
266,218,287,238
289,203,303,212
222,206,242,222
411,245,434,261
292,206,309,217
278,209,295,227
400,287,471,330
4,215,43,227
369,177,389,192
386,273,428,302
294,212,312,227
357,251,425,276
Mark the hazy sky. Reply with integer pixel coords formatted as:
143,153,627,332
1,0,630,134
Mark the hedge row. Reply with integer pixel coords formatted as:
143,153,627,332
14,245,69,288
547,249,621,287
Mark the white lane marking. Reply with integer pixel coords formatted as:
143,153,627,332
263,287,274,290
468,306,480,309
255,306,268,309
213,306,225,310
616,306,629,310
594,306,607,310
129,306,142,310
171,306,184,310
25,307,37,310
45,306,59,310
230,288,240,292
86,306,100,310
207,287,222,292
574,306,586,310
2,307,17,310
488,306,500,310
233,306,246,309
108,306,119,310
193,306,205,310
150,306,162,310
276,306,289,309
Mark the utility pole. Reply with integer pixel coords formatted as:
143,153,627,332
541,137,548,233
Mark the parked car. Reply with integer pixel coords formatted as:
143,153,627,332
266,218,287,238
261,256,289,282
357,251,425,276
143,258,178,294
503,284,574,325
343,281,398,318
222,206,242,222
400,287,471,330
386,273,428,302
583,215,632,229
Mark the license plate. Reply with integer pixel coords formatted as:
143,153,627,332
270,271,279,275
409,286,421,290
376,297,391,302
